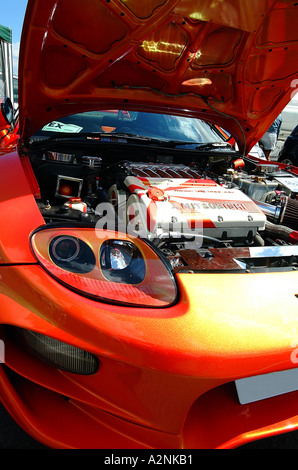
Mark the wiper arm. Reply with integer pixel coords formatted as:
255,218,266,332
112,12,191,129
195,142,234,151
29,133,236,152
87,132,160,142
108,136,234,149
95,133,198,146
29,133,87,145
29,132,168,147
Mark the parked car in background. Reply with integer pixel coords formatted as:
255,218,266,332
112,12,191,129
270,94,298,159
278,125,298,166
1,0,298,450
280,94,298,141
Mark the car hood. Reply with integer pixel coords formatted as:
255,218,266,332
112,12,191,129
19,0,298,152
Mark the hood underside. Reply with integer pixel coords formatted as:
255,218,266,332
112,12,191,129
19,0,298,151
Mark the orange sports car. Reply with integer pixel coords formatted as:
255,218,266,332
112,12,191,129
1,0,298,449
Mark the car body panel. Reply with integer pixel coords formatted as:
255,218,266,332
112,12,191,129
0,150,44,264
0,127,19,150
19,0,298,152
1,265,298,378
1,263,298,448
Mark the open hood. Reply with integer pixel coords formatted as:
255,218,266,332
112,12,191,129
19,0,298,152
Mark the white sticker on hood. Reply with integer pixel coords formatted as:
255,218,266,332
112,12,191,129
42,121,83,133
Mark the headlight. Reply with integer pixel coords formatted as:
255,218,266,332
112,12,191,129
49,235,96,274
31,228,177,307
100,239,146,284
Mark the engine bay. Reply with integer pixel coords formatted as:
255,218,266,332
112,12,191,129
27,142,298,272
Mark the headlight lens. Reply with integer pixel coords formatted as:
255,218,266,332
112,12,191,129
31,228,177,307
49,235,96,274
100,239,146,284
51,236,80,262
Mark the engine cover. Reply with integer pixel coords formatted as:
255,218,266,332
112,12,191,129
110,163,267,240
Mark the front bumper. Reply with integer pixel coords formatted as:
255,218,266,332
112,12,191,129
1,264,298,448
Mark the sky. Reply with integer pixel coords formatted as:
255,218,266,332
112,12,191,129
1,0,28,75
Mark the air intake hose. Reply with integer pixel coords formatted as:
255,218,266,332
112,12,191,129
281,197,298,231
265,220,298,244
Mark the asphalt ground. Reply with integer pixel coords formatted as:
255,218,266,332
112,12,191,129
0,403,47,449
2,401,298,449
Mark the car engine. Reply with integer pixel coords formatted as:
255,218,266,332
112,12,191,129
28,145,298,272
108,161,266,241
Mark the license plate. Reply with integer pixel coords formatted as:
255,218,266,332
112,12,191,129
235,368,298,405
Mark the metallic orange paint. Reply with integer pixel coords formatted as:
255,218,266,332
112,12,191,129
19,0,298,153
0,151,44,264
0,149,298,447
0,121,19,151
0,261,298,448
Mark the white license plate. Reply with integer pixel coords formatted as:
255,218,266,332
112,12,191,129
235,368,298,405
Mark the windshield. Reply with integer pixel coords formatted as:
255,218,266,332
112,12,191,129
33,110,226,145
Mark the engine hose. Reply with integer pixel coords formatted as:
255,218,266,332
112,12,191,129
254,233,265,246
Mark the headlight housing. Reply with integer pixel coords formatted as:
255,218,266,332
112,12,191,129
31,228,178,307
